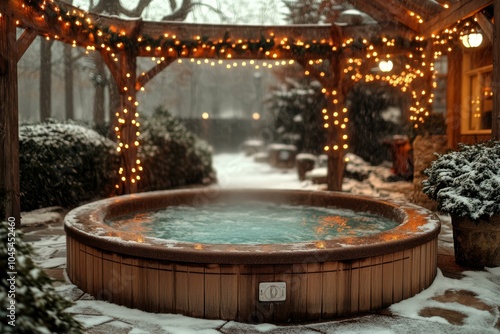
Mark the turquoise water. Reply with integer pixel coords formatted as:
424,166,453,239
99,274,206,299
105,203,398,244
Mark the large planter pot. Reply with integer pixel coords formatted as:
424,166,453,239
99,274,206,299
452,214,500,268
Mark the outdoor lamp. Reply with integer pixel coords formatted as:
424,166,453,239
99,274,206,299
379,60,393,72
461,32,483,48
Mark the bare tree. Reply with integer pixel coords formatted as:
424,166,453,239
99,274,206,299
39,38,54,121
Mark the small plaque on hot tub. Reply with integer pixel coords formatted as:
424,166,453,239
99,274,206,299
259,282,286,302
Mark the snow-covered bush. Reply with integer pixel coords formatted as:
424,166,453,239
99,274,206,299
138,108,215,191
268,79,327,154
0,221,82,333
422,140,500,220
20,121,119,211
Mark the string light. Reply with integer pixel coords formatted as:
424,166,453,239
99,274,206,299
16,0,460,188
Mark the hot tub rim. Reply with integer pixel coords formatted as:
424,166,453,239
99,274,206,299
64,188,441,265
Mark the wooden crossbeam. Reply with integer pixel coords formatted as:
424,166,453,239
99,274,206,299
136,58,176,90
421,0,493,37
16,28,37,62
475,12,493,43
368,0,422,32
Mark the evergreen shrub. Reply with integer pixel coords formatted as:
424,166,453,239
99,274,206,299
19,121,119,211
138,107,216,191
423,140,500,220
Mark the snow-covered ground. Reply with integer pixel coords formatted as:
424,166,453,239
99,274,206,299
24,153,500,333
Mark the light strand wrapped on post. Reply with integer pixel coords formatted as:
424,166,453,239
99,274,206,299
16,0,463,190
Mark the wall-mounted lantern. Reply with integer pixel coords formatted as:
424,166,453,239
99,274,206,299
460,32,483,48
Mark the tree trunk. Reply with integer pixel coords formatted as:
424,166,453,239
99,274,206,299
93,53,106,125
64,44,74,120
40,38,53,121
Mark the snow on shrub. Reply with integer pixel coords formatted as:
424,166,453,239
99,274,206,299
422,140,500,220
0,221,83,333
19,121,119,211
138,108,216,191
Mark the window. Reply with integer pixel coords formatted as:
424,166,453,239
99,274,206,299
463,66,492,132
461,46,493,134
432,56,447,114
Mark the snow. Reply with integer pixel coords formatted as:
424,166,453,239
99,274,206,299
24,152,500,333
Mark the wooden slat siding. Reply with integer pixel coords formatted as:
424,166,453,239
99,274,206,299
158,261,175,313
392,251,404,303
238,265,254,323
119,257,133,308
370,256,383,310
174,264,189,314
84,246,94,295
145,260,159,313
273,264,293,323
66,238,73,281
321,261,338,317
111,253,124,305
78,241,87,289
71,238,78,284
220,265,238,320
428,240,436,285
336,261,351,316
130,258,145,309
382,253,395,307
66,238,71,280
101,251,114,303
92,247,103,300
291,263,308,320
358,258,372,312
402,249,413,299
253,265,275,323
188,265,205,318
306,263,322,320
204,264,221,319
411,245,421,295
420,242,428,292
432,239,438,279
349,260,360,314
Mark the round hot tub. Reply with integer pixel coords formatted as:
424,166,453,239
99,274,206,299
65,188,440,323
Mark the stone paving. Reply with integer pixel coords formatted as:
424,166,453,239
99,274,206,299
21,206,500,333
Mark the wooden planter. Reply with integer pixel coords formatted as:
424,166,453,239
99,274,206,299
452,214,500,268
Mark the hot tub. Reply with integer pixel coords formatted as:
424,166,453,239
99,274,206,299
65,188,440,323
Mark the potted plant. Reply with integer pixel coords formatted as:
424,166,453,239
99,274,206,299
422,140,500,268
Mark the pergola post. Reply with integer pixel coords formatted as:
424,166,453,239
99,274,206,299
493,0,500,140
118,52,139,194
0,3,21,225
326,54,345,191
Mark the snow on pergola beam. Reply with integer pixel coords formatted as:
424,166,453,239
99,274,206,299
420,0,493,37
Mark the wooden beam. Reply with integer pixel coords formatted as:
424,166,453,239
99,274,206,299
446,47,462,149
421,0,493,37
136,58,176,90
345,0,395,24
366,0,422,32
141,21,334,44
0,2,21,225
100,50,122,87
16,28,37,62
394,0,444,19
492,0,500,140
475,12,493,43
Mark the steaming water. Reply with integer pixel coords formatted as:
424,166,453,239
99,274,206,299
106,202,399,244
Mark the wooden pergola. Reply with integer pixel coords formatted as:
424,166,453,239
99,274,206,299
1,0,498,225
